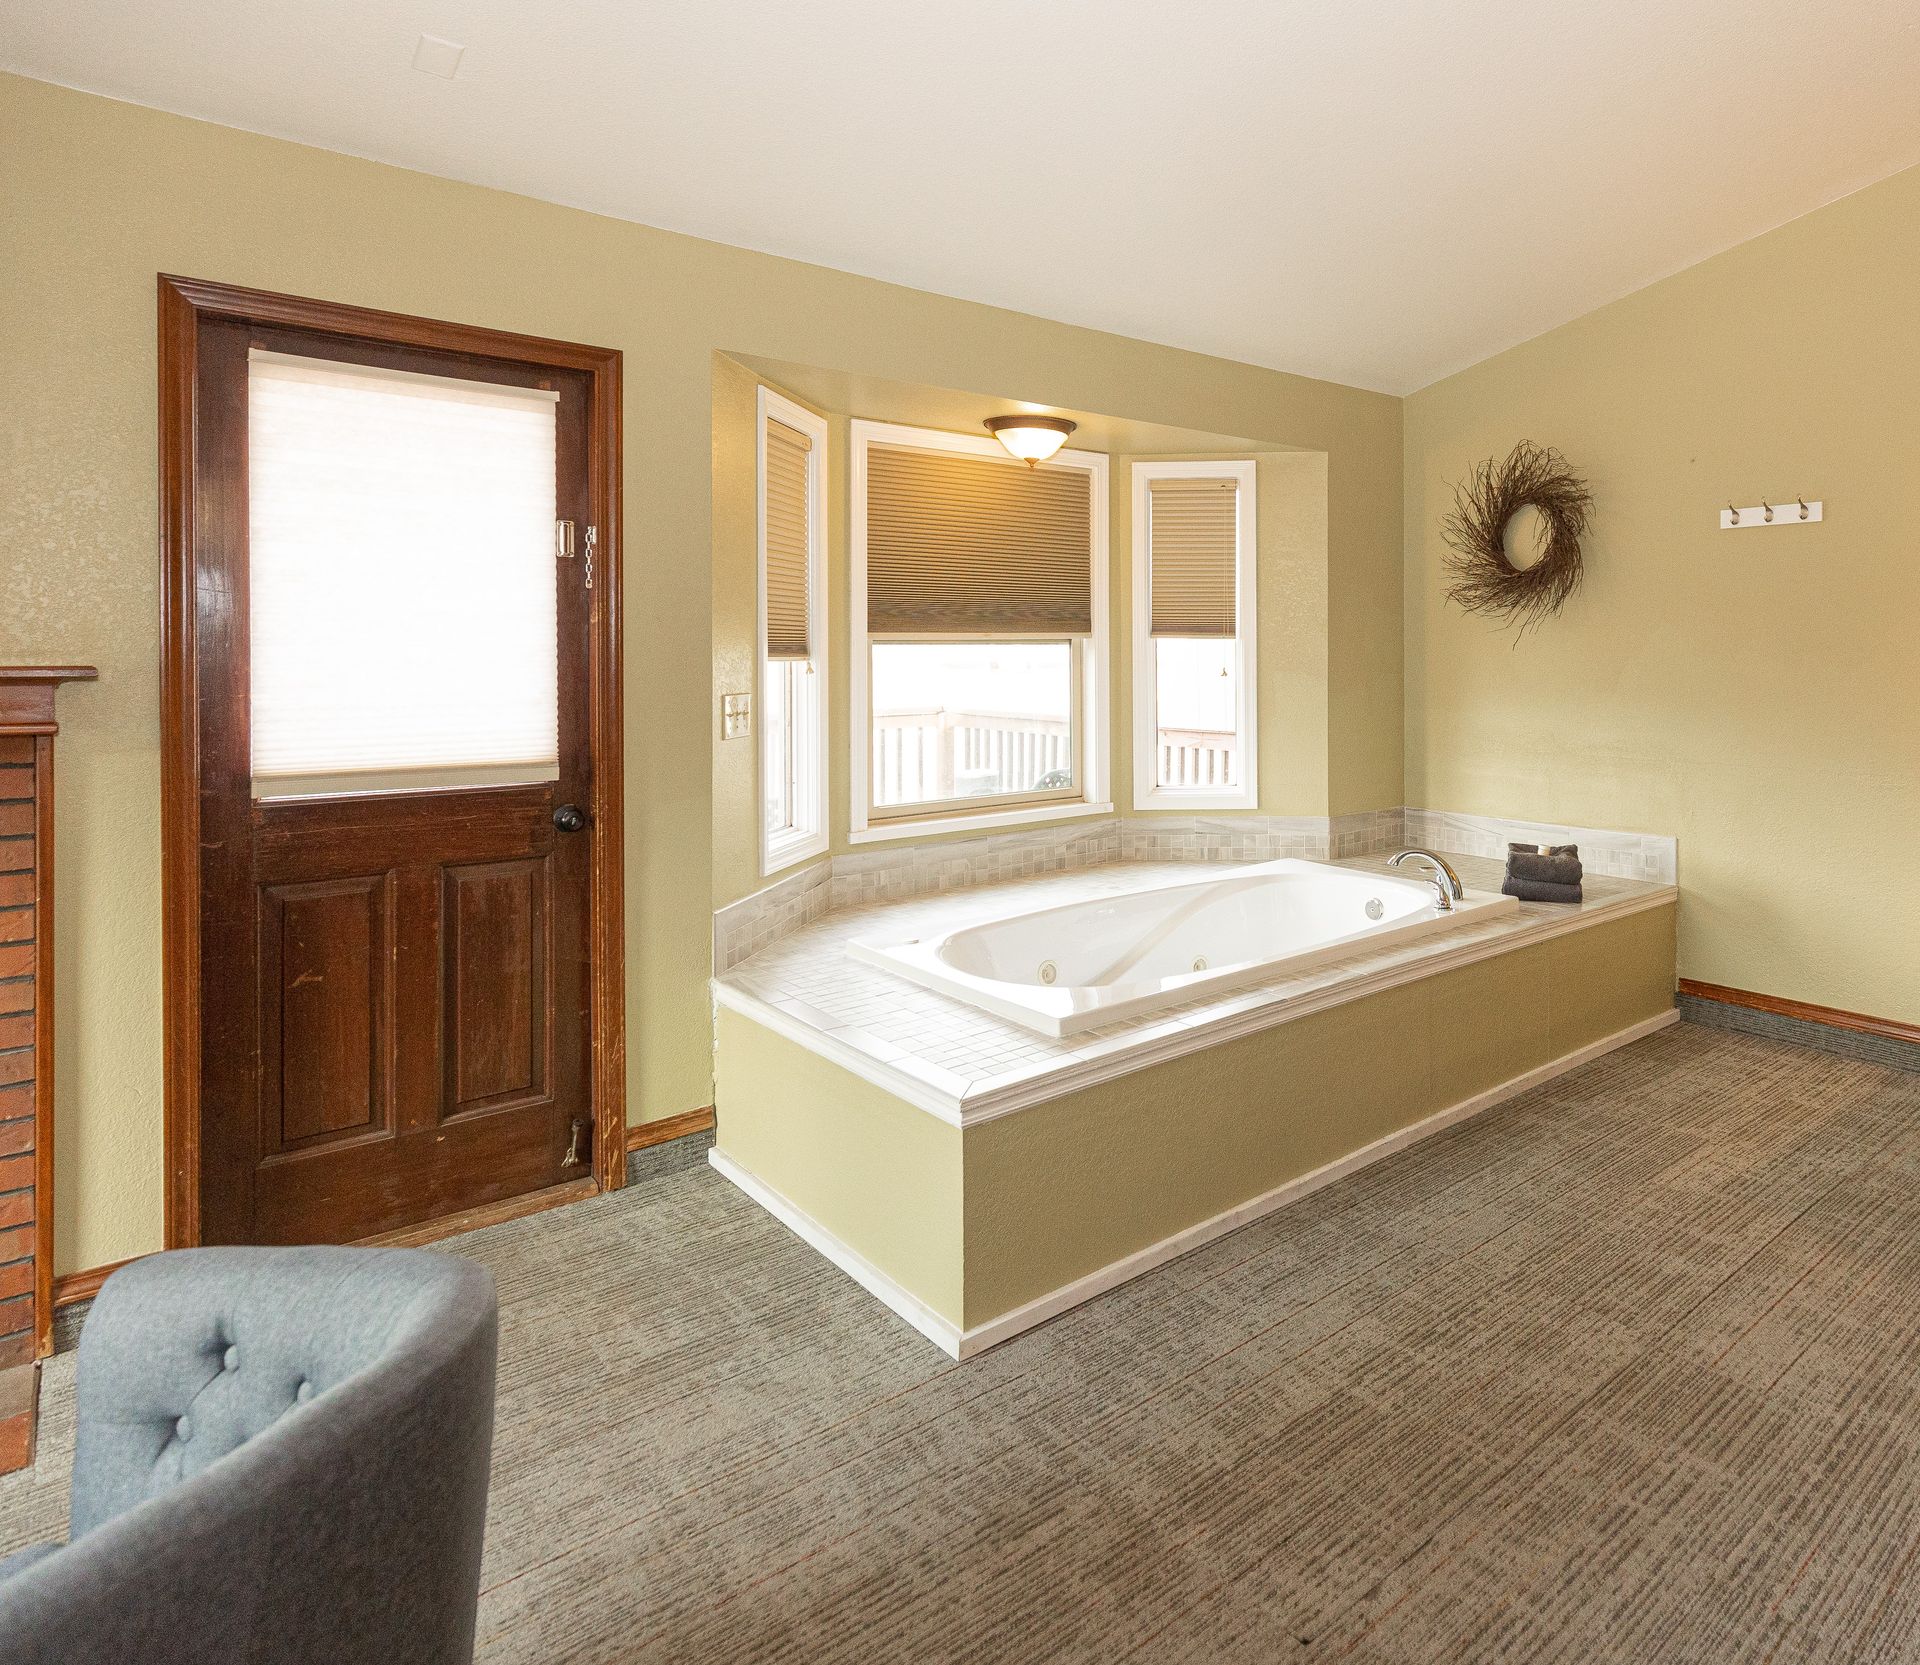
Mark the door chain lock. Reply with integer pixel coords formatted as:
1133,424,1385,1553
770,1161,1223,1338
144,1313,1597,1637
556,521,596,590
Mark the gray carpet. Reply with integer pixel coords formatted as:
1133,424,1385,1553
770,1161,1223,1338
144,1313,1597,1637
7,1021,1920,1662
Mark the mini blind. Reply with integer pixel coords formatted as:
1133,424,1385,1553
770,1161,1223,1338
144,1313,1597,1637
247,350,560,784
763,416,813,661
866,444,1092,636
1148,476,1239,638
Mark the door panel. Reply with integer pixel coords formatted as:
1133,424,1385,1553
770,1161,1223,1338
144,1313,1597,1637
443,857,550,1117
258,874,393,1152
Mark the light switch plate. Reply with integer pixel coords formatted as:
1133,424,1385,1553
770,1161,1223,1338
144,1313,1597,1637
722,693,752,741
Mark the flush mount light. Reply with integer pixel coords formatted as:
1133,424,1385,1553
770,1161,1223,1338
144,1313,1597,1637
984,414,1077,468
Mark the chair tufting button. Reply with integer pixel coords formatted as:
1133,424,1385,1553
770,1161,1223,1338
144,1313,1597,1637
295,1381,313,1404
175,1415,193,1443
223,1345,239,1372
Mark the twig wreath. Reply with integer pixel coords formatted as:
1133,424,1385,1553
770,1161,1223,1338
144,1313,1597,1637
1441,440,1593,634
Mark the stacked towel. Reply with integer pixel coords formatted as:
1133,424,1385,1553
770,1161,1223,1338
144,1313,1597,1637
1502,842,1584,904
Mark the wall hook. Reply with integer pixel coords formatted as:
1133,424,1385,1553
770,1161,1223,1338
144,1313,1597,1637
1722,497,1821,530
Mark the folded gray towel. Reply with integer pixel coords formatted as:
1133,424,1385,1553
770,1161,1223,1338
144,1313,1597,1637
1508,842,1578,857
1506,850,1583,886
1502,876,1584,904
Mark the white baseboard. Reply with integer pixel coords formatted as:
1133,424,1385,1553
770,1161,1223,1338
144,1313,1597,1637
706,1148,967,1357
711,1006,1680,1362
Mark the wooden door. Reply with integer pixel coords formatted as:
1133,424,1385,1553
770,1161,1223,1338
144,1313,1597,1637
166,286,623,1246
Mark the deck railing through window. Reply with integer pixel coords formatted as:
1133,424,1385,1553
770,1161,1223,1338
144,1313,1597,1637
871,710,1234,805
1158,727,1238,789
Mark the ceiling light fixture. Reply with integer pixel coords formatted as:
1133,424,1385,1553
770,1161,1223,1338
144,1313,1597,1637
984,414,1076,468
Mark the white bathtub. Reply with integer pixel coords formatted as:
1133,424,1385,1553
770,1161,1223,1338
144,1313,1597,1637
847,857,1518,1037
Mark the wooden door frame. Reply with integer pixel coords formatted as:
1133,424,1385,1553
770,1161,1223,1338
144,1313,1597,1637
158,275,627,1248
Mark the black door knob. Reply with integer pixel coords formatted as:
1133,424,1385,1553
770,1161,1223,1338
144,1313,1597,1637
552,804,587,833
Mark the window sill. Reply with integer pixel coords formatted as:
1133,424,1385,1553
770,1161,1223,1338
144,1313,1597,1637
763,828,829,877
848,800,1114,846
1133,790,1259,813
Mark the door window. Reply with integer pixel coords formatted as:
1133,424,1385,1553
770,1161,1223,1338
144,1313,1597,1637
246,350,560,796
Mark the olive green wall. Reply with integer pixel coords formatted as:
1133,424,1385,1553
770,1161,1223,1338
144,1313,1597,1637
1404,163,1920,1027
0,74,1401,1272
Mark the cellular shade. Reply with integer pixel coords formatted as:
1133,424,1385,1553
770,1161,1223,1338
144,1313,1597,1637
763,416,813,661
247,350,560,787
866,443,1092,636
1148,476,1239,638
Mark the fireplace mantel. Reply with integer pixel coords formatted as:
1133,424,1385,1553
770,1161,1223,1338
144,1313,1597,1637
0,664,95,1472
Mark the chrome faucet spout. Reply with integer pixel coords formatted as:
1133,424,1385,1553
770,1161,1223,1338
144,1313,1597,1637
1387,848,1465,911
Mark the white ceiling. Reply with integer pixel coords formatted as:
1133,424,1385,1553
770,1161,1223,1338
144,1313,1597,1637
10,1,1920,393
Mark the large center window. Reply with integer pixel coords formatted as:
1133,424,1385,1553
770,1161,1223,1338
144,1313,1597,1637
851,420,1108,838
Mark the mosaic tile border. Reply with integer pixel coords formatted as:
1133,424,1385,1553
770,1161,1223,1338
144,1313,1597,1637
1120,809,1405,865
713,858,834,972
1402,809,1677,885
830,818,1121,909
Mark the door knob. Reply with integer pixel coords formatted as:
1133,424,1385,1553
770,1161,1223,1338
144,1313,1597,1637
552,804,586,833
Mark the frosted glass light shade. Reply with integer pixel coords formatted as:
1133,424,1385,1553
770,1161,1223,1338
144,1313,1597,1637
983,414,1077,466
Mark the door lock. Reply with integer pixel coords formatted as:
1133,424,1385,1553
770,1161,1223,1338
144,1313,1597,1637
552,804,586,833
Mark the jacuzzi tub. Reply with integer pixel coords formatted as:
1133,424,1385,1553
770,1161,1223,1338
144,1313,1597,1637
847,856,1519,1037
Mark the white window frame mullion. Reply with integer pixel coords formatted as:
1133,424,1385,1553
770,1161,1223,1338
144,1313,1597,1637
758,386,830,875
1131,459,1258,812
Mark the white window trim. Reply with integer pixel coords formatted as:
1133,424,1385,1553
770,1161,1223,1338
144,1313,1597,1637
1131,459,1259,811
758,386,830,875
849,418,1109,843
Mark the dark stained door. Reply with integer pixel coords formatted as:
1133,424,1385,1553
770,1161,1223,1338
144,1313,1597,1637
191,318,597,1244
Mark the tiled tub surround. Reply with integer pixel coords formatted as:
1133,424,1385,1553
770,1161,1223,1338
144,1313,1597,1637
712,808,1676,970
1403,809,1678,885
712,851,1679,1356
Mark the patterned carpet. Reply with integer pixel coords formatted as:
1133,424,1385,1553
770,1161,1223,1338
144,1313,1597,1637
7,1021,1920,1662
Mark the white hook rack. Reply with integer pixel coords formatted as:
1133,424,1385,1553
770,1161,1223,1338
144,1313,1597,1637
1720,498,1821,529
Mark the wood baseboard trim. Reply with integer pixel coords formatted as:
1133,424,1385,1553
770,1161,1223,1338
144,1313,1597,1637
53,1256,135,1310
1678,981,1920,1047
626,1106,715,1152
55,1172,610,1305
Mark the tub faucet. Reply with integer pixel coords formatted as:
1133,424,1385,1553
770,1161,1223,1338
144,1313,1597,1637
1387,848,1465,911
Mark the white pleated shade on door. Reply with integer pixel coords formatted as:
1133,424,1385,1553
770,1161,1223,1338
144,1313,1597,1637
246,349,560,793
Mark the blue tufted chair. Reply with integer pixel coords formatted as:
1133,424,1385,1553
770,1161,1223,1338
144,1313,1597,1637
0,1246,498,1665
